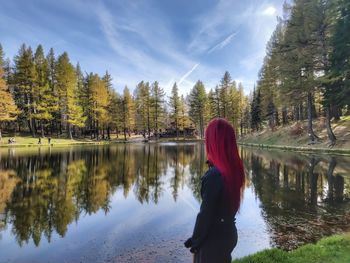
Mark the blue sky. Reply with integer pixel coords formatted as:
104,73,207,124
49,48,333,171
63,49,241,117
0,0,284,95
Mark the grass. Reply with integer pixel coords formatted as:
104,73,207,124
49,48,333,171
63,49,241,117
0,135,112,148
0,134,203,148
233,233,350,263
239,116,350,155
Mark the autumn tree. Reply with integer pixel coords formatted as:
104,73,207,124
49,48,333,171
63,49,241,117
55,52,85,139
0,67,18,140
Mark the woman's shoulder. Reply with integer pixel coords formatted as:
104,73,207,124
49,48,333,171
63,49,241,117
201,166,222,183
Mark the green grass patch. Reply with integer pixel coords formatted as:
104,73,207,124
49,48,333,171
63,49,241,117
0,135,112,148
233,233,350,263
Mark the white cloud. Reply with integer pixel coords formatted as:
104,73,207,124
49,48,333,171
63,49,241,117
262,6,277,16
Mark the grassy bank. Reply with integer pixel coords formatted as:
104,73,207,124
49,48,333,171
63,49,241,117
0,136,117,148
0,135,202,148
233,233,350,263
239,116,350,155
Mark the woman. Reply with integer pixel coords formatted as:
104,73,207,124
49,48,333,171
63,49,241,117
184,118,245,263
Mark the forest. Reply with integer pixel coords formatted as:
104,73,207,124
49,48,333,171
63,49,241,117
0,0,349,145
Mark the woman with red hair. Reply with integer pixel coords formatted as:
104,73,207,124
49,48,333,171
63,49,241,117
184,118,245,263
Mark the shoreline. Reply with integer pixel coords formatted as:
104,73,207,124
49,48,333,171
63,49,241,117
1,136,350,156
238,142,350,156
0,137,204,149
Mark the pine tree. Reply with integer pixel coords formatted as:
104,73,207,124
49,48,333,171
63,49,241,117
0,67,18,140
169,82,180,139
107,90,123,138
150,81,165,137
122,86,135,140
55,52,85,139
46,47,60,135
188,80,207,138
219,71,232,118
13,44,37,136
250,87,262,131
89,73,109,138
33,45,57,137
134,81,151,138
327,0,350,127
0,43,4,69
178,95,191,139
280,0,321,143
103,71,116,139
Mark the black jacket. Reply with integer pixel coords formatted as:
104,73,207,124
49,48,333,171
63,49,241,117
185,165,237,260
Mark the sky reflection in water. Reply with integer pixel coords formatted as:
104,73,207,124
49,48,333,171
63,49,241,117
0,143,349,263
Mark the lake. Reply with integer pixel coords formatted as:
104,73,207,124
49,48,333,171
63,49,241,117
0,143,349,263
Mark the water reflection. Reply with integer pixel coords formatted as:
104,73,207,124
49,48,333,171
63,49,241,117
0,144,349,261
243,148,350,249
0,144,205,248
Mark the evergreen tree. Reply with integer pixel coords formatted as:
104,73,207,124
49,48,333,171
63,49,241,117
13,44,37,136
46,47,60,135
250,87,262,131
178,95,191,139
0,43,4,69
219,71,232,118
89,73,109,138
327,0,350,118
55,52,85,139
107,90,123,138
134,81,151,138
33,45,57,137
0,67,18,140
103,71,116,139
122,86,135,140
188,80,207,138
279,0,321,143
150,81,165,137
169,82,180,138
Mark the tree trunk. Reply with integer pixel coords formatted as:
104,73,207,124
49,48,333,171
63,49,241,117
325,106,336,146
0,126,2,142
299,103,304,120
28,119,35,137
307,92,318,144
282,107,288,125
294,105,300,121
41,121,45,138
275,110,280,126
176,119,178,140
326,157,336,201
283,165,289,188
309,157,319,205
68,123,73,139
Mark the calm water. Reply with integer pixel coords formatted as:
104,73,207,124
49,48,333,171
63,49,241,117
0,143,349,263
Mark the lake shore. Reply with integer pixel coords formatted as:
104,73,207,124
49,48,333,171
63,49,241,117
0,135,204,148
233,233,350,263
238,142,350,155
238,117,350,155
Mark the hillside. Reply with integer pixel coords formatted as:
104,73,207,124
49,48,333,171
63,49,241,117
239,116,350,152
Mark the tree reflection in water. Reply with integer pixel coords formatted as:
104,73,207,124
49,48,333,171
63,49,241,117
244,148,350,250
0,144,349,251
0,144,204,246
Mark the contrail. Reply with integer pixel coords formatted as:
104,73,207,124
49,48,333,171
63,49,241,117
207,31,238,54
178,63,199,85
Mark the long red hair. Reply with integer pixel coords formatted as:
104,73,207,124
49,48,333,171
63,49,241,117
205,118,245,213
